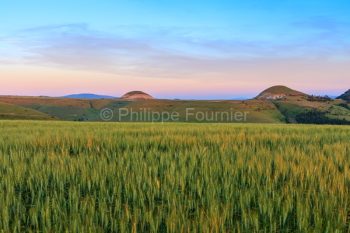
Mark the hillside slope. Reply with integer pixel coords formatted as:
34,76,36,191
0,96,284,123
272,96,350,124
0,102,54,120
337,89,350,101
0,93,349,124
256,85,307,100
121,91,154,100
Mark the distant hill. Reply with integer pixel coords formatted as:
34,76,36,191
337,90,350,101
121,91,154,100
63,93,116,99
256,85,308,100
0,96,284,123
0,87,349,124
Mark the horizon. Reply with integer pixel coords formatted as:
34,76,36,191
0,84,343,100
1,1,350,231
1,0,349,98
0,83,346,100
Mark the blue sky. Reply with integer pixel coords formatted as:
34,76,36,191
0,0,350,98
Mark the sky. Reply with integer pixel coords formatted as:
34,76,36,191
0,0,350,99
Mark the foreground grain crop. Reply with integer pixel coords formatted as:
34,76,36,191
0,121,349,232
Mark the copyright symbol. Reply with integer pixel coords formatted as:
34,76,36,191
100,108,114,121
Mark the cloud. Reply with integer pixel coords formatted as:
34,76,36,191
290,17,350,61
1,22,350,79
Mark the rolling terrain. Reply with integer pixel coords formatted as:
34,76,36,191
0,86,349,124
260,86,350,124
0,96,285,123
0,101,54,120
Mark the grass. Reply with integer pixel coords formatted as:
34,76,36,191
273,102,307,123
112,100,284,123
0,96,285,123
326,105,350,121
0,102,53,120
0,121,349,232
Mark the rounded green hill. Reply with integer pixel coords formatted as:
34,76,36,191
121,91,154,100
256,85,307,100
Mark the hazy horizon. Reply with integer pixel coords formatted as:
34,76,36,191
0,87,343,101
1,0,349,99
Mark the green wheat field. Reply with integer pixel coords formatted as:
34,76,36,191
0,121,349,233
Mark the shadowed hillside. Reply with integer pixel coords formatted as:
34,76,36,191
337,89,350,102
257,86,350,124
